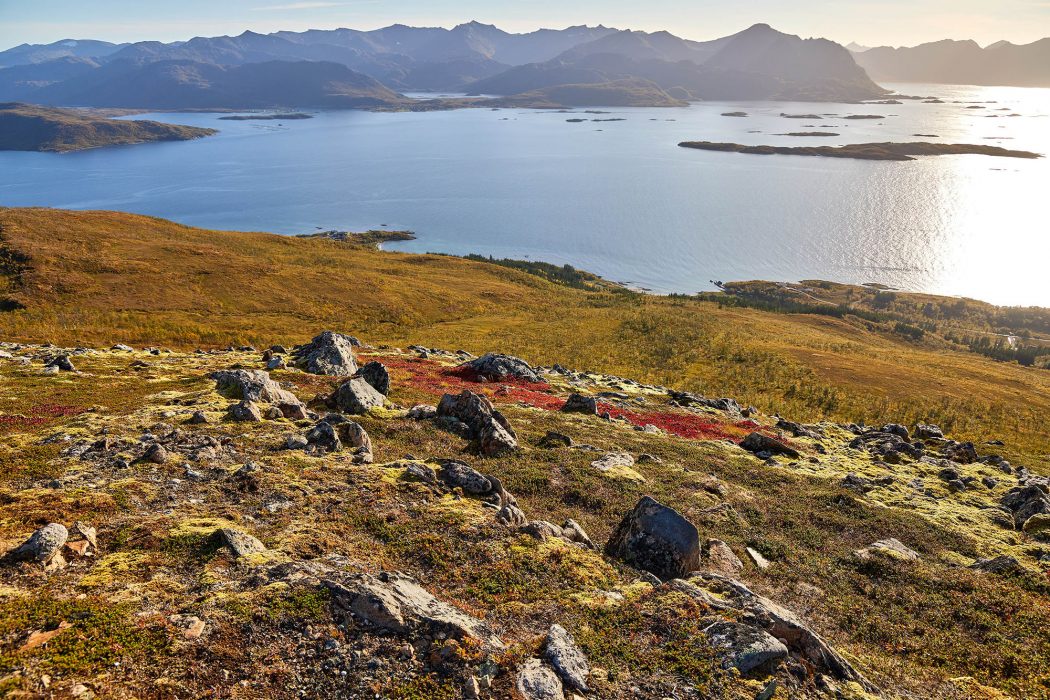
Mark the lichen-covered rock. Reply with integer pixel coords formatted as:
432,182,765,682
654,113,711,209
855,537,920,561
292,331,359,376
332,377,385,414
704,620,788,674
355,361,390,395
561,519,596,549
545,624,589,692
324,571,504,650
212,369,303,408
970,555,1022,574
437,390,517,456
462,352,542,383
561,393,598,415
605,496,700,581
915,423,944,439
516,658,564,700
706,539,744,575
1001,484,1050,528
5,523,68,566
213,528,266,558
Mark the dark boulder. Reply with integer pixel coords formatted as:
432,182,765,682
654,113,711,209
437,390,517,456
740,432,800,459
561,393,598,415
461,353,542,383
605,496,700,581
333,377,385,414
355,361,390,395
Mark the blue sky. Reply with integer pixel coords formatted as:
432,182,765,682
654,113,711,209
2,0,1048,50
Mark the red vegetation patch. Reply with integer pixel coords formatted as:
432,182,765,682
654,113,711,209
598,402,756,442
0,403,86,433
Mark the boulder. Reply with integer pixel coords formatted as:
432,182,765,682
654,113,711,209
438,460,492,495
538,431,574,448
915,423,944,439
746,547,772,570
212,369,303,407
516,658,564,700
355,361,390,396
740,432,800,459
406,404,437,420
143,442,169,463
970,555,1021,574
1001,484,1050,529
561,519,596,549
462,353,542,383
561,393,598,415
545,624,589,692
213,528,266,558
337,420,374,464
704,620,788,674
306,421,341,452
605,496,700,581
942,441,979,464
332,377,385,414
228,400,263,423
437,390,517,456
4,523,68,566
323,571,504,651
292,331,359,376
590,452,644,481
46,355,76,372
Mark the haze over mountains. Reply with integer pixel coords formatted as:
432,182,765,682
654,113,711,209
0,22,889,109
852,38,1050,87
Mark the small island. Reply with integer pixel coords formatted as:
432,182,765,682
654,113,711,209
297,229,417,248
678,140,1042,161
0,102,217,152
721,111,749,117
218,113,314,121
843,114,885,120
776,131,840,137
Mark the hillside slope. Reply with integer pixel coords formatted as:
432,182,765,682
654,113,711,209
0,103,216,152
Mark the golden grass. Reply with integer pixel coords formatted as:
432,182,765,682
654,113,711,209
1,206,1049,466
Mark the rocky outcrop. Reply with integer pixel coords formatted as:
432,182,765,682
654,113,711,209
436,390,517,456
1001,484,1050,529
704,620,788,674
605,496,700,581
461,353,542,383
305,416,373,462
545,624,590,692
332,377,385,414
292,331,359,376
324,571,504,651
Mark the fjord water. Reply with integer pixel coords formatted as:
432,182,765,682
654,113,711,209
2,83,1048,306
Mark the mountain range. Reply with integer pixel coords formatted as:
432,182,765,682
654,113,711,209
852,38,1050,87
22,22,1050,110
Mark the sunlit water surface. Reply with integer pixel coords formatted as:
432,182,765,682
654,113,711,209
2,83,1048,305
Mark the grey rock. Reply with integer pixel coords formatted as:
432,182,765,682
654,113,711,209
915,423,944,439
277,400,309,421
437,390,517,456
516,658,564,700
462,353,542,383
545,624,589,692
265,356,286,371
292,331,359,376
970,555,1021,574
46,354,76,372
561,519,596,549
591,452,636,474
605,496,700,581
284,434,310,451
561,393,598,415
5,523,68,565
213,528,266,557
324,571,504,650
740,432,800,459
355,361,390,396
143,442,169,463
438,460,492,495
212,369,303,407
333,377,385,415
706,539,744,575
406,404,437,420
1001,484,1050,528
228,400,263,423
306,421,341,452
704,620,788,674
186,410,208,425
855,537,920,561
538,431,574,448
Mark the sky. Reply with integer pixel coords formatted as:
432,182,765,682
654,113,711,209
1,0,1048,51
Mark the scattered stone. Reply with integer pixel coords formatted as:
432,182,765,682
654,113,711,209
517,658,564,700
605,495,700,581
186,410,208,425
462,353,542,383
4,523,68,567
855,538,920,561
561,393,598,415
143,442,169,463
545,624,590,692
213,528,266,558
915,423,944,439
292,331,360,375
212,369,302,407
46,355,76,372
355,361,390,395
636,453,662,464
590,452,643,481
970,555,1021,574
746,547,771,570
439,460,492,495
284,434,310,450
266,355,286,371
332,377,385,414
704,620,788,674
561,519,596,549
229,400,263,422
1001,484,1050,528
406,404,437,420
740,432,800,459
323,571,504,650
111,344,134,352
706,539,744,576
437,390,517,456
